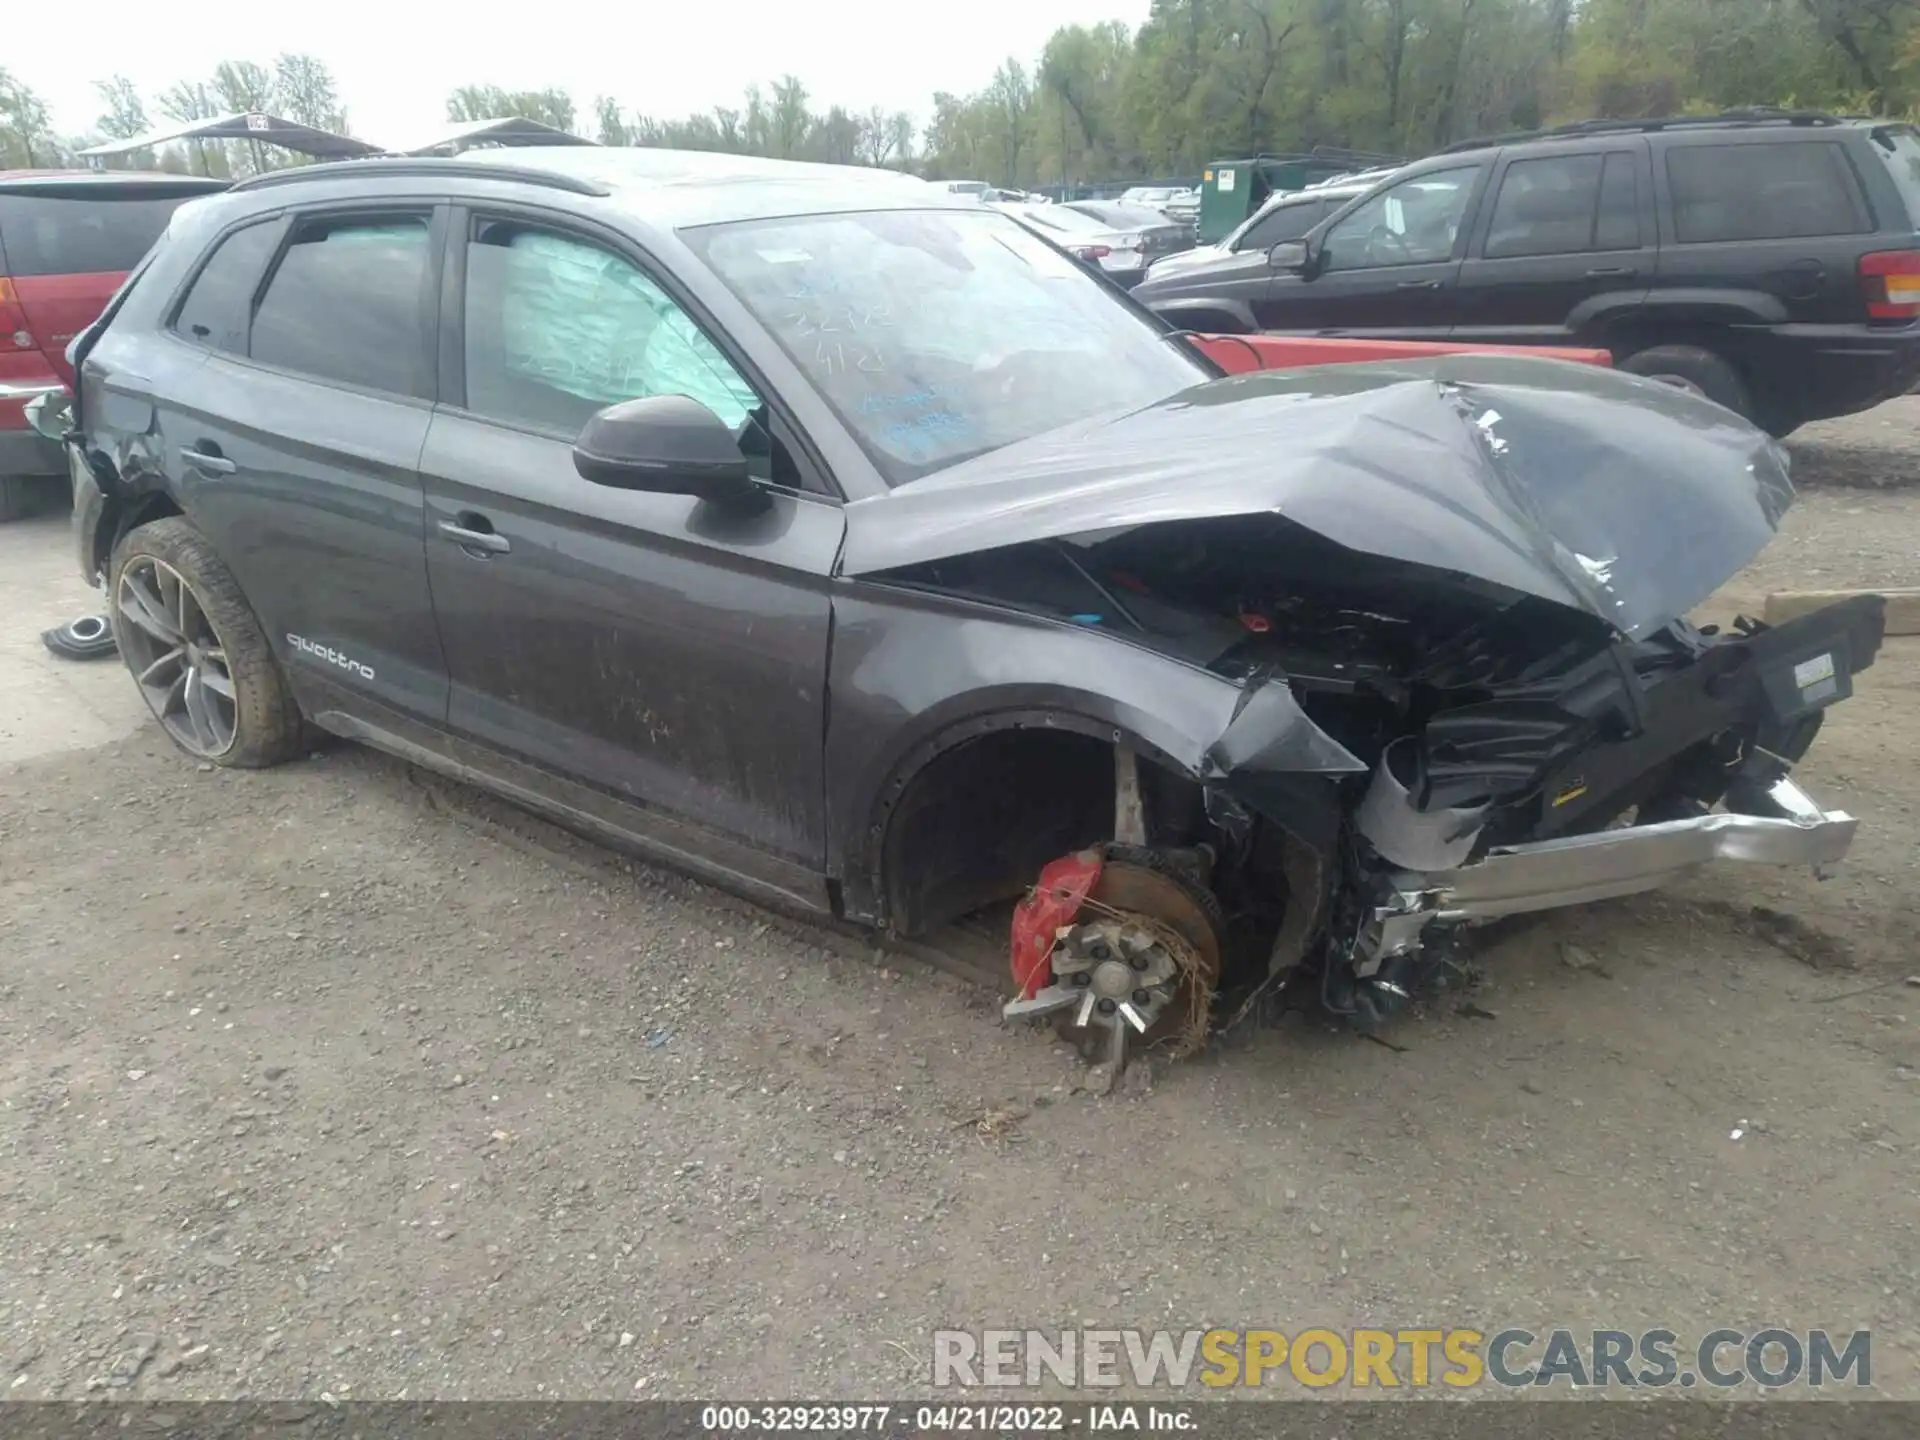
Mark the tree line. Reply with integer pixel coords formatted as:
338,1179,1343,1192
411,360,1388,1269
3,0,1915,183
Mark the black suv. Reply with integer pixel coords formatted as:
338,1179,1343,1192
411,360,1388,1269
1134,113,1920,435
55,148,1881,1068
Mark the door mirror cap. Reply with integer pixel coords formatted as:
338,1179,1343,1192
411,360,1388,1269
21,389,72,442
573,394,757,502
1268,240,1310,273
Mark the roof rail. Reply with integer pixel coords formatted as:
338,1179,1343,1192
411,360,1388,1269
230,157,611,197
1308,145,1406,164
1221,148,1405,167
1437,108,1846,154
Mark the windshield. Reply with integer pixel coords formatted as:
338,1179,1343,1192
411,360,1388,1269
688,209,1206,486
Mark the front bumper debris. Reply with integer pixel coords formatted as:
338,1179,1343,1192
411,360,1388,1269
1361,777,1854,959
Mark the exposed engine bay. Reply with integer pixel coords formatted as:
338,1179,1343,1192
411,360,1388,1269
854,359,1889,1077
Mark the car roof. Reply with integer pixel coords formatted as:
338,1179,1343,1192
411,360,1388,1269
0,169,230,197
1434,108,1879,159
1255,181,1368,214
228,147,967,227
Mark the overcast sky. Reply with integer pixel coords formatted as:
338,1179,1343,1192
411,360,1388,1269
15,0,1151,148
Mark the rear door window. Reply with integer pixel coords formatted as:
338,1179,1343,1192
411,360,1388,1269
1481,152,1642,258
0,193,199,276
1667,142,1868,242
248,213,434,399
1238,200,1326,250
1484,155,1606,258
1594,152,1642,249
171,220,282,353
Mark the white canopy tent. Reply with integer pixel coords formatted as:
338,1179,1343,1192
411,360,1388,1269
79,112,382,163
387,118,597,156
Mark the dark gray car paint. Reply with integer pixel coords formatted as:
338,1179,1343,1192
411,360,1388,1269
418,409,844,871
823,584,1366,920
69,153,1800,936
841,353,1791,641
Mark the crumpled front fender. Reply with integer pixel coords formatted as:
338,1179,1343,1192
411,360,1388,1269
826,582,1364,926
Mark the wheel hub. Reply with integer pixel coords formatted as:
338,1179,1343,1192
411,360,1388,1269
1053,919,1181,1036
1003,854,1223,1080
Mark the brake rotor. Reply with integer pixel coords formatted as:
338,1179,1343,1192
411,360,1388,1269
1006,850,1224,1075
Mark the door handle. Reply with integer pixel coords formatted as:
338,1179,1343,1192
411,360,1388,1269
438,516,511,556
1396,279,1442,290
1585,266,1639,278
181,443,236,475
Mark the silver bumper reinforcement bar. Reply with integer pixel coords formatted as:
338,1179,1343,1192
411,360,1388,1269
1406,776,1855,923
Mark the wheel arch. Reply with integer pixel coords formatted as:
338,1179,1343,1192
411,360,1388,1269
91,488,184,585
839,684,1363,937
846,697,1208,936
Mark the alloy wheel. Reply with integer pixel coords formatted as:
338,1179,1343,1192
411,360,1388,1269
114,555,239,759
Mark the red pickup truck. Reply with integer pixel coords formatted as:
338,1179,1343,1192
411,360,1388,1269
1,171,228,519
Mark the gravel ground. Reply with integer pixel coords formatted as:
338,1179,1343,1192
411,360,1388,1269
1,399,1917,1403
1791,394,1920,492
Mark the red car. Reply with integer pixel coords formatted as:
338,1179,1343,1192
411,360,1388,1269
1,171,229,519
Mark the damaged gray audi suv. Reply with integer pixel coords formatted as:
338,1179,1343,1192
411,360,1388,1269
56,148,1885,1070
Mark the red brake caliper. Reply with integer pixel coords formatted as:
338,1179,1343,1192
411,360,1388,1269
1009,848,1104,999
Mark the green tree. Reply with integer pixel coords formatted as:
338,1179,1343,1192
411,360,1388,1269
594,95,630,146
157,79,228,176
813,105,862,163
93,75,153,168
769,75,813,158
0,69,57,167
273,53,346,134
447,85,576,131
982,60,1036,184
95,76,149,139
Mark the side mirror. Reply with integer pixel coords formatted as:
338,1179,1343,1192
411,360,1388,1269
572,394,757,503
1267,240,1310,273
22,389,72,443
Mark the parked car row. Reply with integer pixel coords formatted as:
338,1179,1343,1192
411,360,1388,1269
1121,185,1200,229
1135,113,1920,435
993,198,1193,288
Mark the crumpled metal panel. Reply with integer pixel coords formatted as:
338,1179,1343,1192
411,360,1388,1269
841,354,1794,640
1424,778,1857,920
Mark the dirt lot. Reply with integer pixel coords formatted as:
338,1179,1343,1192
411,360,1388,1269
1,401,1917,1402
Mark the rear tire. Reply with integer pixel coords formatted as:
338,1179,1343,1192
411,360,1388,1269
1617,344,1754,420
108,516,304,769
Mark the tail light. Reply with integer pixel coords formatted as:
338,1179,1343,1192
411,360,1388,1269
1072,245,1111,261
0,278,32,352
1858,250,1920,320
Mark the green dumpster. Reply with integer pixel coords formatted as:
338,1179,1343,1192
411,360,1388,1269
1197,150,1402,243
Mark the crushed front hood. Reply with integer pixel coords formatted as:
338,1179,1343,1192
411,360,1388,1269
841,354,1794,639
